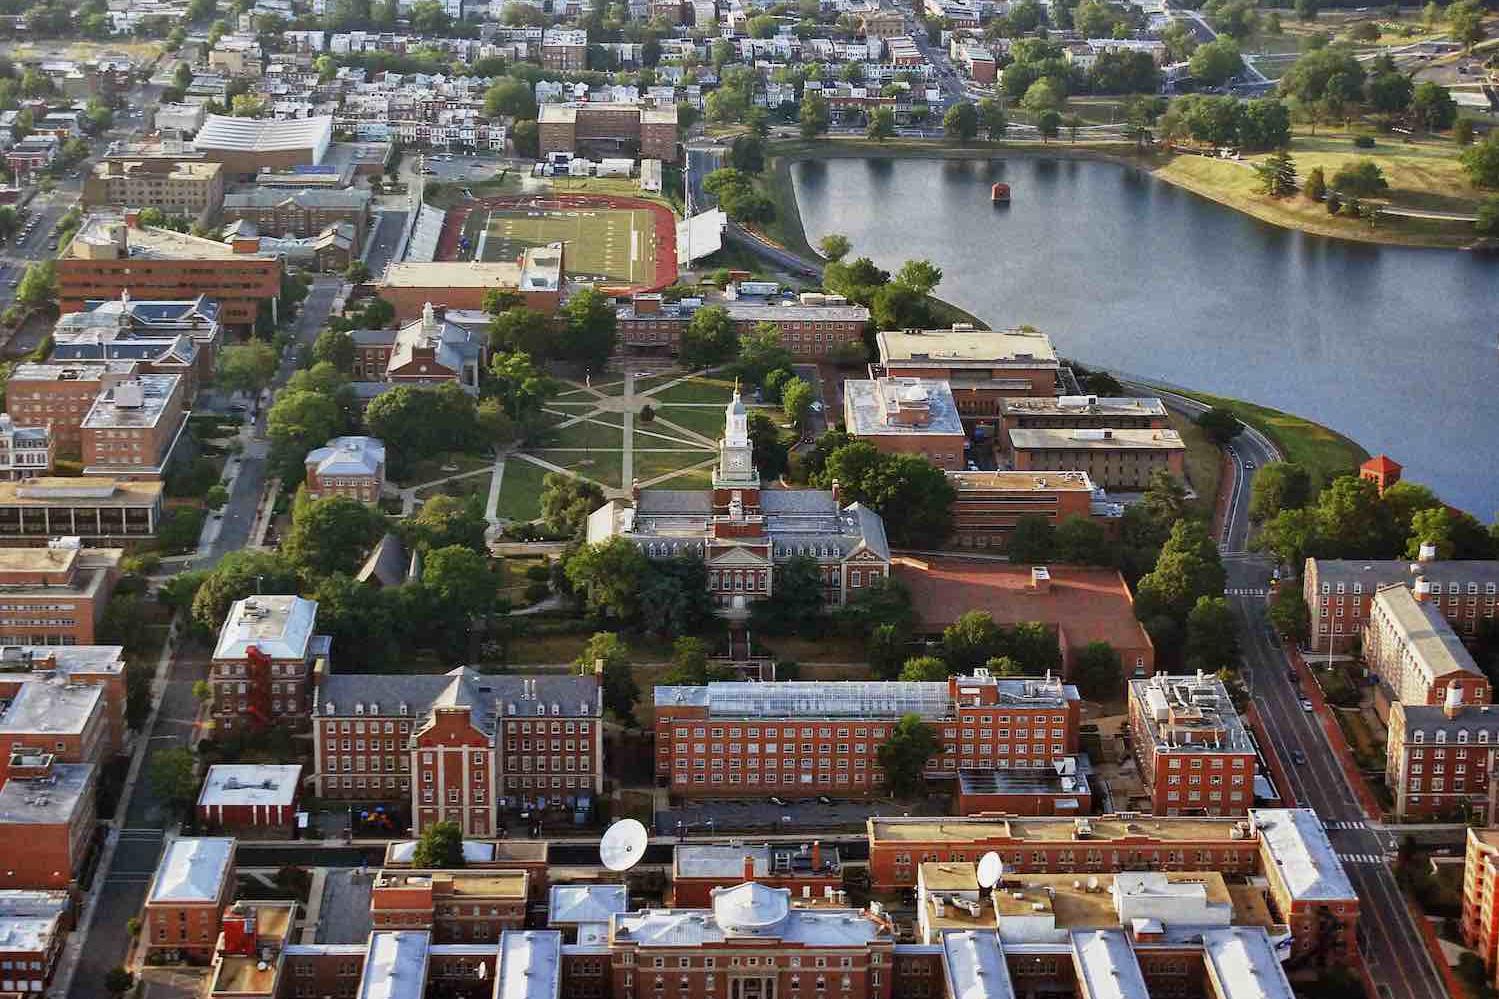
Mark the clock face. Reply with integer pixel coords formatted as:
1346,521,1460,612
726,452,748,470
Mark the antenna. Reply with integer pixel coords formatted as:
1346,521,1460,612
976,852,1002,890
600,818,649,872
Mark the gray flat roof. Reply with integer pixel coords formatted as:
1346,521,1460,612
149,837,235,904
1249,809,1355,903
0,680,102,737
844,378,965,438
1008,428,1185,451
0,763,95,825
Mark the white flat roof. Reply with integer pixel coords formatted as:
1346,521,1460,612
0,680,102,737
497,931,561,999
386,840,496,864
1201,927,1295,999
213,595,318,661
942,930,1015,999
198,764,301,808
194,113,332,153
359,931,430,999
1071,929,1148,999
548,885,628,926
1249,809,1356,902
149,837,235,904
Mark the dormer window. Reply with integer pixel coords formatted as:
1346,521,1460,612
400,703,409,716
1436,730,1447,744
325,702,335,715
1413,730,1425,743
1459,730,1470,743
355,703,365,715
552,703,560,715
370,703,380,716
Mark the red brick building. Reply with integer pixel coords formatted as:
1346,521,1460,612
1360,453,1402,495
842,378,967,471
0,674,108,782
654,671,1080,797
945,470,1116,552
1128,674,1257,817
671,843,842,907
304,436,386,503
537,103,678,163
0,541,122,647
0,646,127,755
1363,581,1490,707
616,296,871,361
377,250,562,321
312,668,603,836
893,558,1156,683
143,837,237,962
209,595,330,734
997,395,1170,437
1303,554,1499,651
1461,827,1499,987
4,362,141,453
369,869,527,942
876,326,1059,430
953,763,1092,816
79,374,189,480
196,764,301,833
1249,807,1359,965
0,891,72,995
1385,694,1499,822
0,754,97,889
1008,427,1187,491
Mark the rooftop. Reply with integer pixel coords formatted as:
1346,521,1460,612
654,674,1076,719
1072,929,1148,999
307,436,385,478
148,837,235,904
721,301,869,324
1007,428,1185,451
0,477,162,508
1201,927,1296,999
198,764,302,809
222,187,371,211
382,246,560,291
0,678,102,737
80,374,181,430
1371,583,1482,682
68,214,279,261
1249,809,1355,903
941,930,1014,999
498,931,562,999
844,378,965,438
193,113,333,152
0,762,95,826
867,814,1251,844
357,931,430,999
958,763,1088,802
213,595,319,662
1129,674,1252,754
946,470,1097,493
1308,557,1499,589
374,869,528,899
9,360,140,382
548,885,629,926
675,843,841,879
999,396,1167,418
611,884,889,948
0,892,68,956
877,326,1058,367
0,645,125,677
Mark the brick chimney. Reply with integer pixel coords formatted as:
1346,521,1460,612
811,841,821,870
123,209,141,228
1446,682,1464,719
743,854,756,882
1414,577,1432,603
830,479,840,504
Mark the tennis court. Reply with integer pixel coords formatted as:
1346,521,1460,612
473,204,658,285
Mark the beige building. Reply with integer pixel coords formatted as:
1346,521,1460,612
82,159,225,224
1008,427,1186,490
876,325,1060,427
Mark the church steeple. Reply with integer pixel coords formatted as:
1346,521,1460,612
713,382,759,493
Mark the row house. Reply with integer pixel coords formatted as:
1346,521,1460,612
311,668,603,835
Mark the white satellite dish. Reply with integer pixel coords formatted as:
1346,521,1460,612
976,852,1003,889
600,818,649,872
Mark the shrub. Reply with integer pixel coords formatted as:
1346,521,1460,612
204,484,229,510
525,564,551,582
1353,134,1375,148
524,581,552,603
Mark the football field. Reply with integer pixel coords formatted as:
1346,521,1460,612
474,205,657,284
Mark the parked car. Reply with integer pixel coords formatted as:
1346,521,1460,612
1291,749,1307,765
1300,698,1314,712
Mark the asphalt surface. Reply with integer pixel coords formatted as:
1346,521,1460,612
364,210,408,277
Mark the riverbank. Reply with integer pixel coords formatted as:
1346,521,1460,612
1169,389,1369,488
760,135,1487,252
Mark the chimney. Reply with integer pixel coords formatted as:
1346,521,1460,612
1418,542,1439,563
123,209,141,228
231,236,262,254
1414,577,1432,603
631,478,641,502
1030,566,1052,593
1446,682,1463,719
812,841,821,870
744,854,756,882
830,479,840,503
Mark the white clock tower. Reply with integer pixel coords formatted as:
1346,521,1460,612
713,383,760,495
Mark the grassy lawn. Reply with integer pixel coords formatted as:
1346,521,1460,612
665,465,716,489
495,458,549,522
647,405,730,441
602,372,680,396
1169,411,1225,518
632,450,716,483
649,377,738,404
393,451,492,488
1175,390,1369,489
528,450,624,489
1153,132,1484,248
542,419,625,450
414,472,491,502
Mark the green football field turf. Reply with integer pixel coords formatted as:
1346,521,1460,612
476,207,657,284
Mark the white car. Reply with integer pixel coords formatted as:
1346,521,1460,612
1300,698,1314,713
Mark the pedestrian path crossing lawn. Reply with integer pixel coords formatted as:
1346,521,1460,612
529,450,624,489
544,419,625,450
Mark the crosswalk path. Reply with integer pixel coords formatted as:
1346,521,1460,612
1325,820,1367,830
1338,853,1387,865
1224,588,1268,596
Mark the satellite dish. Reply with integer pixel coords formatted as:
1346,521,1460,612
976,852,1002,890
600,818,649,872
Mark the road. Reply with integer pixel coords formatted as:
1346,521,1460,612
364,210,408,277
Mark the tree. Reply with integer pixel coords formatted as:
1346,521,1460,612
104,968,135,997
485,77,537,119
867,106,895,142
1054,515,1112,565
1190,38,1243,88
661,636,732,685
1314,474,1391,556
412,821,465,867
1135,520,1227,625
734,323,794,384
1021,79,1063,116
1250,463,1312,522
1407,507,1456,560
566,536,651,622
1185,595,1239,669
1461,137,1499,189
781,377,816,430
871,282,930,331
1196,407,1243,444
364,385,479,474
216,341,278,395
283,492,384,578
489,350,556,425
1330,159,1388,198
1409,81,1457,132
978,98,1008,141
405,494,488,554
799,92,830,139
540,471,607,538
191,550,301,632
311,574,402,668
14,261,55,310
1269,587,1311,643
900,655,950,681
577,632,637,722
1303,165,1327,202
680,306,739,369
820,443,954,548
267,389,344,481
1037,110,1062,142
943,610,1006,671
1279,45,1365,104
1447,0,1484,48
818,233,851,262
149,746,198,813
230,93,267,118
1256,506,1321,568
313,327,355,370
876,714,942,797
559,287,618,372
1008,515,1055,564
1295,0,1318,18
895,259,943,296
511,119,539,159
1073,641,1123,699
869,623,908,679
1367,71,1414,115
488,307,552,360
751,555,824,636
943,101,979,142
1477,196,1499,237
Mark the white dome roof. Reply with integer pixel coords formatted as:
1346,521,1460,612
712,882,790,935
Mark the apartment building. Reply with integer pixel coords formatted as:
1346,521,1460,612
4,362,141,452
998,396,1169,437
1008,427,1186,490
671,843,841,906
0,673,108,781
1385,690,1499,822
0,646,127,752
304,436,386,503
1364,582,1490,707
945,470,1116,550
369,869,527,942
0,416,54,481
82,159,225,224
1462,827,1499,987
538,103,679,163
59,214,282,331
0,477,165,544
876,326,1060,426
220,187,371,244
1248,807,1359,963
615,295,871,360
0,754,97,889
79,375,189,479
0,540,121,646
1304,552,1499,651
843,377,967,471
197,764,301,833
143,837,237,962
541,28,588,70
1128,674,1258,817
311,668,603,836
209,596,331,734
654,671,1080,797
893,559,1156,682
0,891,71,995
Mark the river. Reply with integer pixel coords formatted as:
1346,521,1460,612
789,155,1499,517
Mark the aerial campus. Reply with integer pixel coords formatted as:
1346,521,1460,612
0,2,1493,999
